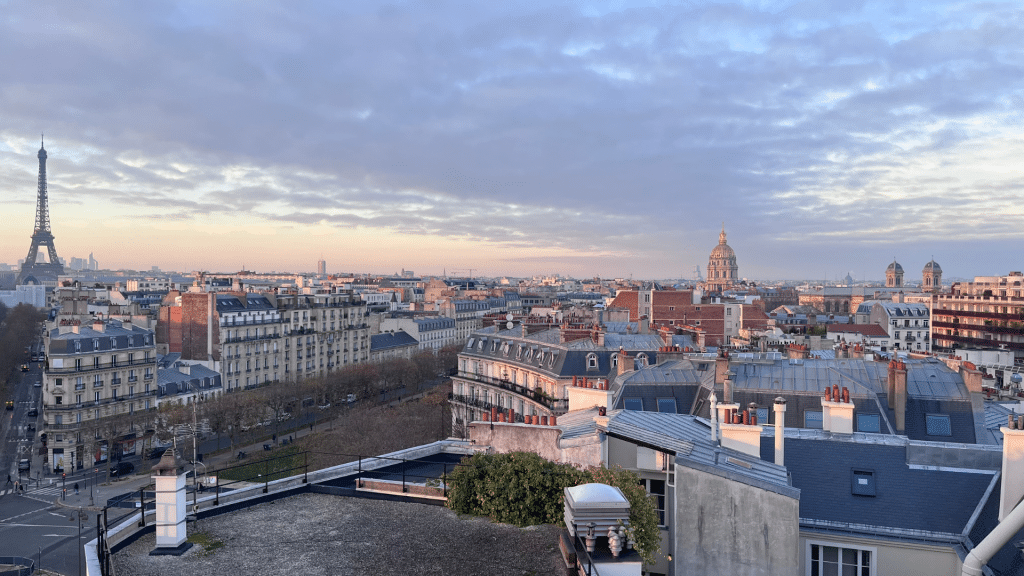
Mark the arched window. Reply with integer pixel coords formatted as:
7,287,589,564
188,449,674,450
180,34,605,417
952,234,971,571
587,353,598,369
636,353,649,367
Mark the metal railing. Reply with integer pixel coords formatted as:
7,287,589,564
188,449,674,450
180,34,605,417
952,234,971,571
452,371,568,412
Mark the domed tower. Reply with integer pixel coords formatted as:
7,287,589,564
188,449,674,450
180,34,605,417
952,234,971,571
707,225,738,293
923,259,942,293
885,260,904,288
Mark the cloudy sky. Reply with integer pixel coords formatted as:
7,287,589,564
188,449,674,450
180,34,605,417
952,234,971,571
1,0,1022,281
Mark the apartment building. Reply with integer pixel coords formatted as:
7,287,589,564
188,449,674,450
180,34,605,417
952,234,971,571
43,319,159,472
274,291,371,381
933,271,1024,360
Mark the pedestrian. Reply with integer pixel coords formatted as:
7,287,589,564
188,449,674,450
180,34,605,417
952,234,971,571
310,423,314,432
74,482,79,495
5,474,10,485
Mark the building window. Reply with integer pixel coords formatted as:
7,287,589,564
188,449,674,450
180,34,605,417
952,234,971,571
636,353,649,367
641,478,666,526
624,398,643,411
926,414,952,436
757,407,769,423
857,414,880,433
805,411,823,429
587,354,598,369
657,398,676,413
807,542,874,576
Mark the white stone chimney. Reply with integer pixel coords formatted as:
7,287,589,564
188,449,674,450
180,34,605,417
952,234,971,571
1000,415,1024,521
774,397,787,466
151,450,193,555
821,384,854,434
719,402,763,458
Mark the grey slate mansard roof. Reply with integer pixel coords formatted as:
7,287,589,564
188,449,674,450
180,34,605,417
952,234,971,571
156,361,222,396
604,410,798,498
215,294,276,313
370,331,419,351
463,326,665,379
727,358,969,400
760,433,997,544
48,321,154,354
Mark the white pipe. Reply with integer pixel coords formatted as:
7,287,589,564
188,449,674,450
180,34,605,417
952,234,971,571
963,493,1024,576
774,397,787,467
709,393,718,443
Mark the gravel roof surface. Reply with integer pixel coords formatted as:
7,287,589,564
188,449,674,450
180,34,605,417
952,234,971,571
113,493,565,576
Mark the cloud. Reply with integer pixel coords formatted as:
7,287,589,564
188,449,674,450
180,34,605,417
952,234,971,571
0,0,1022,278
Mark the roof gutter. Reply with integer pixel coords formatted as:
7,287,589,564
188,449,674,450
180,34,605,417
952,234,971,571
962,496,1024,576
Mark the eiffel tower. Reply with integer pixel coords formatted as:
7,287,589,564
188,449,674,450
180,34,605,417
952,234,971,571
16,137,65,285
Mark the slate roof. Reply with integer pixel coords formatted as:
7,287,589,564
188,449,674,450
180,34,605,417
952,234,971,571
156,362,222,396
370,331,419,351
761,434,996,541
605,410,797,498
828,324,891,338
48,321,155,354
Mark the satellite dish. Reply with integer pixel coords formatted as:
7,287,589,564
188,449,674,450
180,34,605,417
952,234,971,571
506,321,514,330
506,313,514,321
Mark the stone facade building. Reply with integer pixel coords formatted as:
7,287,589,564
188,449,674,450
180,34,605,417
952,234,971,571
706,225,739,293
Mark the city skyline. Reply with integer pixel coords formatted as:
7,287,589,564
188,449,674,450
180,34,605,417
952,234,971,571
2,1,1023,279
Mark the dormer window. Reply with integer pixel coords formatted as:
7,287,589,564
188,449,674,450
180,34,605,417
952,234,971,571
587,353,598,369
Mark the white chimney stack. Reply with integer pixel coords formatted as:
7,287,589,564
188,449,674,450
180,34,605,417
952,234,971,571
774,397,787,467
1000,415,1024,521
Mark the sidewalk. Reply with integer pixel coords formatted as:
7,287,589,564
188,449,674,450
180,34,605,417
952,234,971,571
47,416,339,511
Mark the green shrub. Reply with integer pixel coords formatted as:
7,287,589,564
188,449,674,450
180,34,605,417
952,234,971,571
446,452,660,564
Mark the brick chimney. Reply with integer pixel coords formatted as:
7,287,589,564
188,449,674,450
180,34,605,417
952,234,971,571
715,348,730,386
894,360,908,432
960,363,984,394
786,344,808,360
617,348,631,376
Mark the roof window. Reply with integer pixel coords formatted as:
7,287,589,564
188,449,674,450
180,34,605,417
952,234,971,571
925,414,952,436
624,398,643,411
851,469,876,496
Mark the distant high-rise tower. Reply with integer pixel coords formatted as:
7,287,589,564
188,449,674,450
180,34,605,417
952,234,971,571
317,257,327,277
706,224,738,293
885,260,904,288
17,137,65,285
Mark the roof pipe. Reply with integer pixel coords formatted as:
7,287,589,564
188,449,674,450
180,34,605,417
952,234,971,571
962,495,1024,576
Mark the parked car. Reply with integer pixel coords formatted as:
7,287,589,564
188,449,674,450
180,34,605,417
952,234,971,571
149,447,168,460
110,462,135,477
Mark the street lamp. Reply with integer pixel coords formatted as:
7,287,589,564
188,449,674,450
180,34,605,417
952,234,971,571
69,507,88,576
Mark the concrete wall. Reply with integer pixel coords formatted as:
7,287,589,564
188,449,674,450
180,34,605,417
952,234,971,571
467,422,602,467
799,533,962,576
674,465,800,576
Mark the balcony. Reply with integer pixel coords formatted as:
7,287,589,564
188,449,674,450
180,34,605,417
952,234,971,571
932,332,1024,351
47,357,158,375
449,394,529,422
453,371,568,413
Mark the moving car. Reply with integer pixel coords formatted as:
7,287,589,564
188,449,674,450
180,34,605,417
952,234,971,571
110,462,135,477
18,459,30,472
27,408,38,417
20,364,29,372
5,400,12,411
